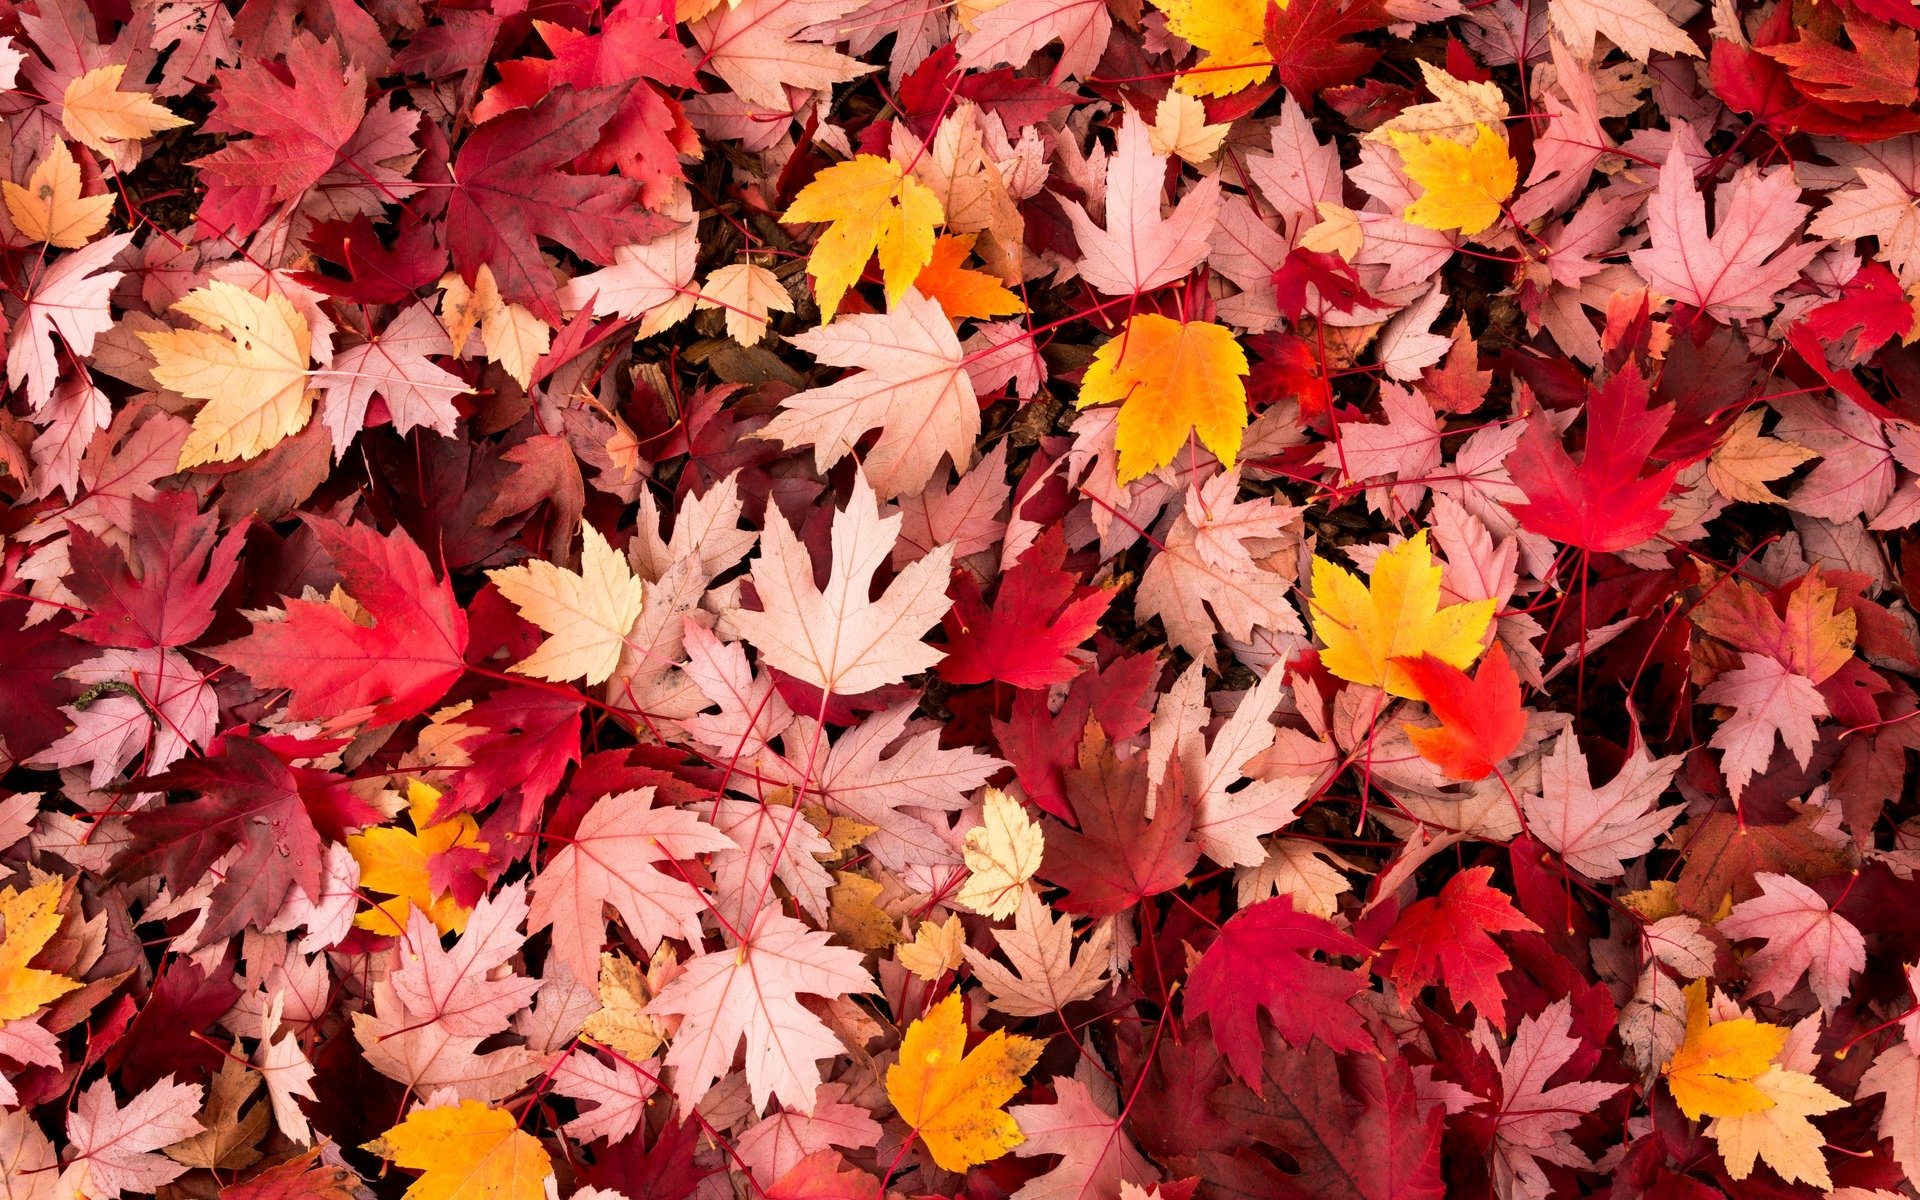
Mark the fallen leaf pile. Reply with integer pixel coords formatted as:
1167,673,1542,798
8,0,1920,1197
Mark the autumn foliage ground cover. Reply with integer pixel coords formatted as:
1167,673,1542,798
9,0,1920,1196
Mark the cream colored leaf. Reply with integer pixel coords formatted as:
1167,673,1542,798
62,64,188,153
1369,61,1510,144
440,266,550,388
487,521,644,686
1233,837,1354,917
897,915,966,982
962,889,1113,1017
1299,202,1363,259
697,263,794,347
140,281,314,468
1148,92,1230,165
955,788,1044,918
3,140,116,249
1707,409,1818,504
1706,1065,1844,1188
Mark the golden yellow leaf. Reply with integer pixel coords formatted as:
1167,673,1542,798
1077,313,1249,484
1308,530,1495,699
1706,409,1818,504
955,788,1044,920
367,1100,552,1200
1707,1064,1845,1187
897,915,967,982
1147,91,1230,164
141,281,314,468
887,993,1042,1171
1387,123,1517,237
1148,0,1270,97
485,520,643,686
581,948,679,1061
781,155,943,323
0,880,80,1021
1663,979,1789,1121
913,234,1024,322
348,780,486,936
3,140,116,249
61,64,188,154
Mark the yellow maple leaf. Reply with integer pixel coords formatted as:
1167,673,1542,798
367,1100,552,1200
913,234,1024,322
782,155,943,323
0,880,80,1021
955,788,1044,919
485,519,643,686
1077,313,1249,484
1663,979,1790,1121
439,266,550,390
897,915,967,982
3,140,116,249
141,281,314,469
347,780,487,936
887,993,1042,1171
1387,123,1517,237
1706,409,1817,504
1308,530,1495,699
1148,0,1270,97
62,64,189,154
1707,1063,1845,1187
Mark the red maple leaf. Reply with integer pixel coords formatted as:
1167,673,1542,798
473,0,699,207
435,686,585,826
1272,247,1380,321
1380,866,1540,1029
296,215,448,307
112,738,326,946
1263,0,1388,99
1041,731,1201,916
65,491,246,649
1507,362,1679,553
1393,645,1527,782
939,526,1116,689
1185,896,1374,1088
1798,261,1916,358
446,84,673,324
210,516,469,727
1213,1036,1445,1200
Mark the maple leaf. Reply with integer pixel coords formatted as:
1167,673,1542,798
3,139,115,249
1506,363,1679,554
1859,1042,1920,1188
310,302,470,455
886,993,1042,1171
367,1100,552,1200
1309,531,1496,700
1547,0,1699,60
61,63,188,155
698,263,795,346
955,787,1045,919
913,234,1024,321
962,888,1113,1016
1717,872,1865,1014
113,737,326,946
1261,0,1388,97
1185,895,1372,1087
1759,5,1918,107
1698,654,1828,802
781,156,944,324
487,520,644,687
687,0,875,112
141,281,314,468
956,0,1112,82
1395,645,1526,781
445,85,666,325
1381,866,1540,1029
60,1076,205,1200
1149,0,1269,96
1008,1075,1157,1200
1387,124,1516,236
6,231,131,416
1810,167,1920,286
528,786,734,982
731,472,954,696
1709,1060,1845,1188
349,780,488,936
1041,730,1201,917
1706,408,1818,504
194,32,371,209
1661,979,1788,1120
1077,314,1249,484
1213,1035,1445,1200
391,883,542,1038
1627,146,1823,321
1063,112,1222,297
1490,999,1625,1200
1522,733,1683,879
0,880,81,1020
940,526,1115,688
211,517,469,726
756,287,976,500
63,490,245,649
647,910,876,1115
